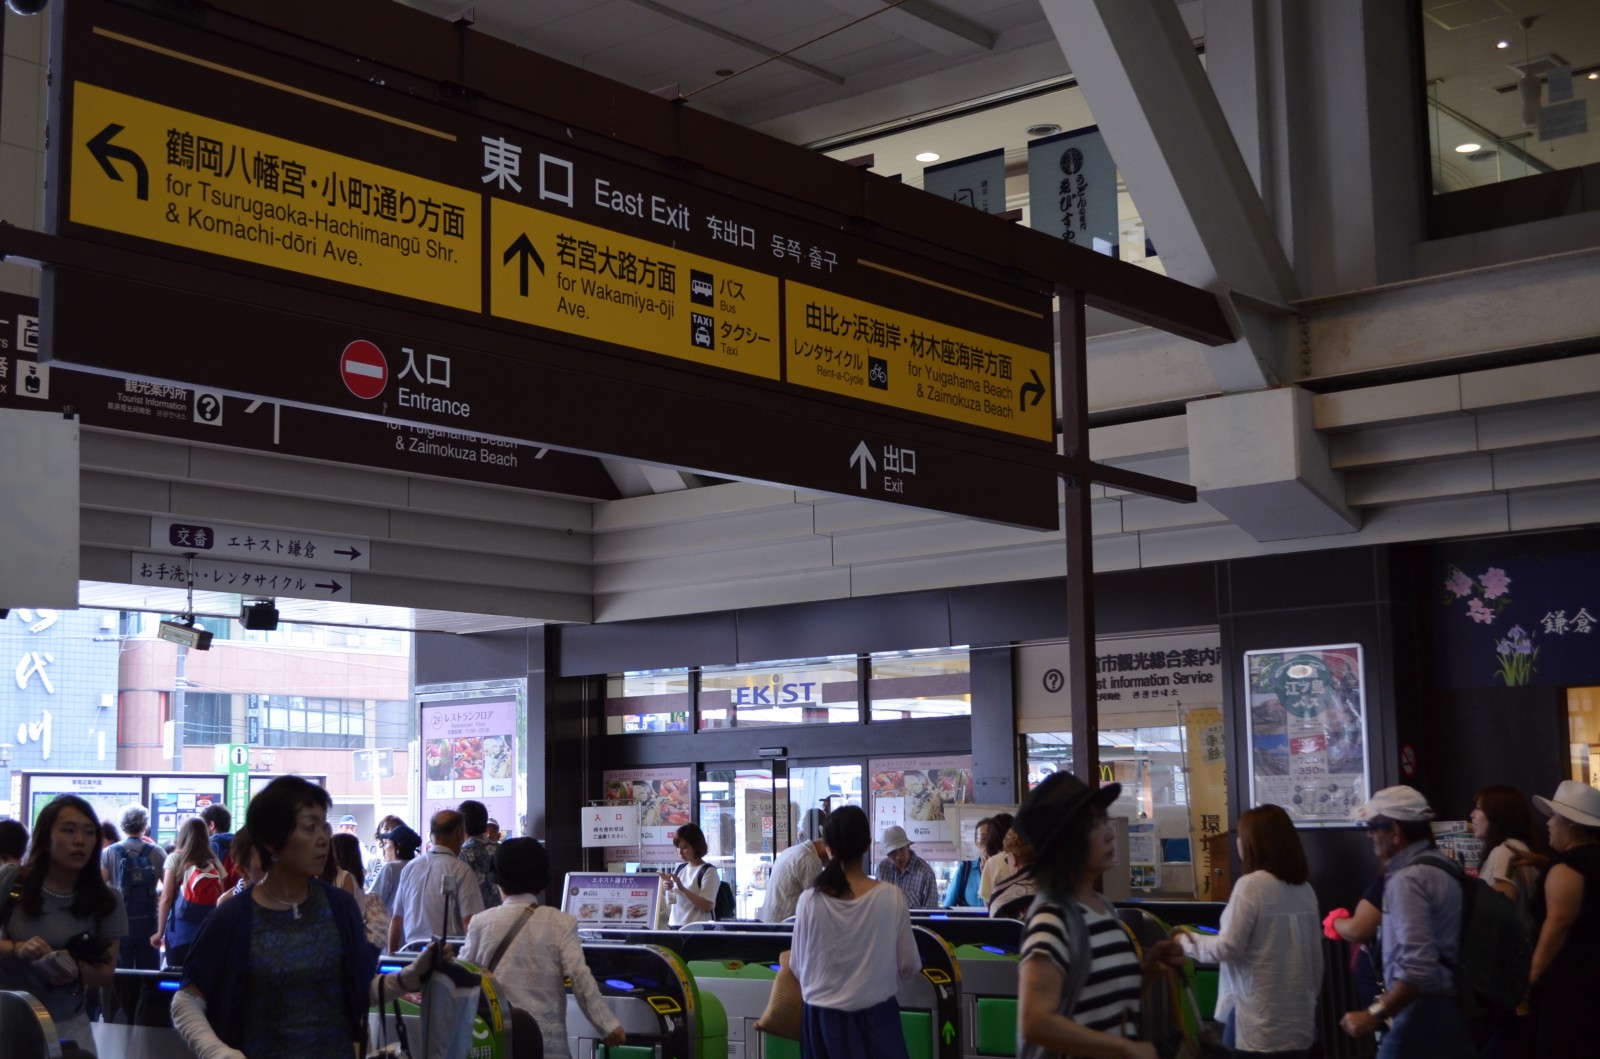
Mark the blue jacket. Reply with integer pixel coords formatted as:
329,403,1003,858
181,878,377,1051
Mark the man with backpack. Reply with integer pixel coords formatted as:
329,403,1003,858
100,805,165,1024
1340,786,1479,1058
200,803,237,887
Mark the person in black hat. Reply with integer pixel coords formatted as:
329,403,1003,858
371,821,421,916
1014,772,1184,1059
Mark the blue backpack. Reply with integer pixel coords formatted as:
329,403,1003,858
114,842,159,935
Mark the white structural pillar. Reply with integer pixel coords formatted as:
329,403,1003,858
1039,0,1298,391
1186,388,1357,541
0,408,80,609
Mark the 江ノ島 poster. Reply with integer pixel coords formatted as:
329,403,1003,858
1244,644,1368,827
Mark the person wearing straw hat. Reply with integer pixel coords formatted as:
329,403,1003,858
1014,772,1185,1059
874,825,938,909
1526,780,1600,1059
1339,785,1477,1058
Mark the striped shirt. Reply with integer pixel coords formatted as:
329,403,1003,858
1021,898,1142,1037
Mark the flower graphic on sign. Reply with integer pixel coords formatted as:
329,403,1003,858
1442,564,1537,685
1493,625,1539,687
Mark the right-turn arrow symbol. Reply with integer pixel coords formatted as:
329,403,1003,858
87,124,149,201
1019,368,1046,411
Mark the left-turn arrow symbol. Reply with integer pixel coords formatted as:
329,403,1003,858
503,233,545,297
87,124,149,201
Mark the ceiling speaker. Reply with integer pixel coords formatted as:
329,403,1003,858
241,601,280,631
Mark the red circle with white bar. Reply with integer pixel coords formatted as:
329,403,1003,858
340,340,388,399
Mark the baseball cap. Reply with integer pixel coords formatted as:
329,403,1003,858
1356,785,1436,824
882,825,912,853
378,823,422,852
338,814,359,827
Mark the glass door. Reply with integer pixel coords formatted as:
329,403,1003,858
698,760,863,919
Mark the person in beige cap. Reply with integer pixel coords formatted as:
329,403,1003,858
873,825,937,909
1339,786,1476,1058
1526,780,1600,1059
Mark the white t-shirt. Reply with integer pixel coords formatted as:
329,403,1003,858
760,840,824,923
666,863,719,927
1177,870,1323,1052
791,882,919,1011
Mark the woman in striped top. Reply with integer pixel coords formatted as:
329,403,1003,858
1014,772,1186,1059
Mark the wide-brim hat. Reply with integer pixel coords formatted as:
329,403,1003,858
1014,772,1121,861
881,825,912,853
1533,780,1600,828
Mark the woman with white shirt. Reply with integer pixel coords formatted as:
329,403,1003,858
791,804,920,1059
1176,804,1322,1058
459,838,625,1059
661,823,719,927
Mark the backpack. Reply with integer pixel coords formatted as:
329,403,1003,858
713,880,737,921
114,841,159,935
1416,854,1530,1037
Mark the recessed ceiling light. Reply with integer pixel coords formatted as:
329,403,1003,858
714,68,734,77
915,151,940,162
1455,142,1482,153
1027,123,1062,137
1496,40,1509,49
1590,73,1599,80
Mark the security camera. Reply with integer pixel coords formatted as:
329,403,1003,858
157,617,213,651
5,0,52,17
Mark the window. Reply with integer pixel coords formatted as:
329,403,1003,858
869,647,970,722
605,669,692,735
1569,687,1600,783
699,656,859,729
256,695,369,748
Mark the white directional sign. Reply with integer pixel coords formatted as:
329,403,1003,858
131,552,353,601
149,517,371,570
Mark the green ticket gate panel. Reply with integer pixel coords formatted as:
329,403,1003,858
568,943,723,1059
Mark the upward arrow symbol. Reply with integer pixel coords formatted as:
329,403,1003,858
503,233,545,297
849,440,877,490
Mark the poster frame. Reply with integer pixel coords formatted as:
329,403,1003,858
415,678,526,839
1243,642,1371,829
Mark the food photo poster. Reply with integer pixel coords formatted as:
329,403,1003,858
601,767,693,864
867,755,975,861
420,696,518,834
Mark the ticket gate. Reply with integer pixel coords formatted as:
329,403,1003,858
1,991,62,1059
565,942,726,1059
913,916,1025,1059
582,925,961,1059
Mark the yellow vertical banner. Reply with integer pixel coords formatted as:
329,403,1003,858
1183,707,1229,899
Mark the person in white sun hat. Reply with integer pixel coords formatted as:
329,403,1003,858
1338,785,1476,1058
1526,780,1600,1059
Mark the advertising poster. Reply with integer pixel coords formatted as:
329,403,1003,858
867,755,974,862
148,776,226,847
560,872,662,929
1128,821,1159,890
1431,820,1484,875
26,772,144,828
601,767,692,865
1245,645,1369,827
1027,126,1118,254
1182,706,1230,898
420,697,517,834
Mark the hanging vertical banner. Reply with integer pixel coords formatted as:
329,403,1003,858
1182,706,1229,898
601,767,692,865
922,149,1008,214
1028,126,1118,255
1244,644,1369,827
867,755,974,862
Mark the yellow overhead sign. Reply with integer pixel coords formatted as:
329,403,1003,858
489,199,781,380
68,82,480,311
785,282,1054,441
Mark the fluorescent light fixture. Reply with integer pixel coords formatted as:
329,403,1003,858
1455,142,1483,153
915,151,940,162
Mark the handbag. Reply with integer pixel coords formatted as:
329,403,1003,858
754,949,803,1040
1142,964,1227,1059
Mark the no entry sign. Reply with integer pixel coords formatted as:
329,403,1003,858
340,339,387,399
